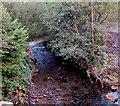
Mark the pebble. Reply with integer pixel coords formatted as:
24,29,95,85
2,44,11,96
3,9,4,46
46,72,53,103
47,77,55,81
0,101,13,106
56,89,62,92
43,95,47,97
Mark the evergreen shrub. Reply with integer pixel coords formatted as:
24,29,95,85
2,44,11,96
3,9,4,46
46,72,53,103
0,5,31,98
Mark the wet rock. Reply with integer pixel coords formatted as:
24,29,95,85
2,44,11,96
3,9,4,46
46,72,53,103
43,95,47,97
0,101,13,106
105,92,118,102
47,77,55,81
31,42,55,71
97,92,120,105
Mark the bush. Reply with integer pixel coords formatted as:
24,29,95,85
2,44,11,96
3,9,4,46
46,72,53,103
0,5,31,98
44,3,113,70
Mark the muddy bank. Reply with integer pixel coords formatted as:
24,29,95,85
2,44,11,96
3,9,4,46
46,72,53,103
22,63,110,105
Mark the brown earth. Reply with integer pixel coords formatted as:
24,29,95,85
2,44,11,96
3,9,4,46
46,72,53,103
10,64,110,104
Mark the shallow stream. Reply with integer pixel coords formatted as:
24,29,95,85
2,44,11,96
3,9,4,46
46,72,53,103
28,42,120,105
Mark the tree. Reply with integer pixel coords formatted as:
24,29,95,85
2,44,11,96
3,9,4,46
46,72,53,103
42,2,116,70
0,5,31,98
3,2,48,40
3,2,117,71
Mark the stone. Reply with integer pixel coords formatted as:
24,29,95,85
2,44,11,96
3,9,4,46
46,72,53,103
0,101,13,106
56,89,62,92
111,85,118,92
105,92,118,102
47,77,55,81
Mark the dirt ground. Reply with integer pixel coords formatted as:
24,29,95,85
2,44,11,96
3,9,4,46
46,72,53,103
10,62,111,104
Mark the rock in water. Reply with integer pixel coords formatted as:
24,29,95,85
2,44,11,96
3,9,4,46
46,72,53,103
97,91,120,105
105,92,118,102
31,42,55,71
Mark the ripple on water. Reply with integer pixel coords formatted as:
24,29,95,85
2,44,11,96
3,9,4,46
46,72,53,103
31,43,55,71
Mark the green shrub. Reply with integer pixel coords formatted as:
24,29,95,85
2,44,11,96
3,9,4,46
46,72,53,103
44,3,113,70
0,5,31,98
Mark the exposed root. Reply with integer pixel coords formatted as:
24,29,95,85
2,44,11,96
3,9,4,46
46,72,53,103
87,69,104,88
87,70,93,84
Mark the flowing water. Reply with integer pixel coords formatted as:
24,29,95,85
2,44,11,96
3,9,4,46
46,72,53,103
26,42,119,105
31,42,55,71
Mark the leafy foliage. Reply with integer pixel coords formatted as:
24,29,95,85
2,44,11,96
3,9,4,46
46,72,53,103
2,2,118,71
0,5,31,98
42,3,115,70
3,2,118,40
3,2,48,40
